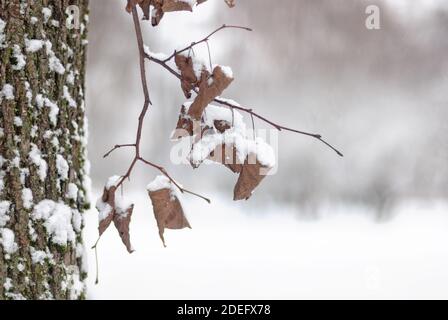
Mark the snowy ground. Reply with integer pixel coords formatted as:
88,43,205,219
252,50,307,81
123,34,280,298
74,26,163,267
84,190,448,300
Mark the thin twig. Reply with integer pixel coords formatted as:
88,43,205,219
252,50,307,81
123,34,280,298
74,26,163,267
91,237,101,285
214,97,344,157
146,54,343,157
139,157,211,203
250,113,256,140
103,143,136,158
206,40,213,72
110,5,210,203
163,24,252,62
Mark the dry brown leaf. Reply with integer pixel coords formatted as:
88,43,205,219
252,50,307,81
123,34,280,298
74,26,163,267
172,105,195,139
234,157,271,201
113,205,135,253
148,188,191,247
175,54,201,99
162,0,193,12
97,186,116,236
224,0,235,8
126,0,151,19
207,143,243,173
127,0,209,26
188,66,233,120
96,180,135,253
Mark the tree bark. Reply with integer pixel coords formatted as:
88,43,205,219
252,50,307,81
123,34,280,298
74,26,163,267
0,0,90,300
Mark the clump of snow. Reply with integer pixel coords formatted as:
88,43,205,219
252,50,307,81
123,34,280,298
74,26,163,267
0,201,11,227
24,81,32,105
1,84,14,100
49,55,66,74
106,175,121,190
146,175,182,202
14,116,23,127
56,154,69,180
0,170,5,193
45,41,65,75
143,45,168,61
29,144,48,181
30,17,38,25
44,97,59,125
76,242,88,273
218,65,233,79
12,45,26,70
72,209,82,232
42,7,52,23
22,188,33,210
35,94,44,108
67,71,75,85
4,278,12,291
32,200,76,246
63,266,85,299
185,103,276,168
6,292,27,300
25,39,44,53
200,102,245,130
96,199,112,222
0,18,6,48
114,194,133,217
30,247,54,265
63,85,77,108
1,228,18,254
17,263,25,272
96,176,133,220
146,175,172,192
67,183,78,200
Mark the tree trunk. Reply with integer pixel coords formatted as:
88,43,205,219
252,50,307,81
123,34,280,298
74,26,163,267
0,0,90,300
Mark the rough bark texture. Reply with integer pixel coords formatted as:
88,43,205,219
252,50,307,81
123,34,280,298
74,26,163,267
0,0,90,300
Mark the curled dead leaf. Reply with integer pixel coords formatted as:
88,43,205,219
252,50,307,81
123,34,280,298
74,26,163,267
113,205,135,253
96,177,135,253
148,185,190,247
96,186,116,236
162,0,193,12
175,54,202,99
234,157,271,201
188,66,234,120
224,0,235,8
207,143,243,174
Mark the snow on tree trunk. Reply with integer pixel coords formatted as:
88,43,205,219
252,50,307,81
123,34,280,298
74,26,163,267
0,0,90,300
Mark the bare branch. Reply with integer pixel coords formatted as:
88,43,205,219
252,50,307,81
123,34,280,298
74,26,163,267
109,4,210,203
145,54,344,157
103,144,136,158
139,157,211,203
163,24,252,62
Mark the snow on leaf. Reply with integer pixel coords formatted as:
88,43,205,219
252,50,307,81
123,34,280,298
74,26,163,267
95,177,134,253
233,157,270,201
113,203,134,253
95,187,115,236
147,176,190,247
188,65,234,120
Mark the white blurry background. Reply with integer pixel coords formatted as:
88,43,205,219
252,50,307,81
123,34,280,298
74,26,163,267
85,0,448,299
